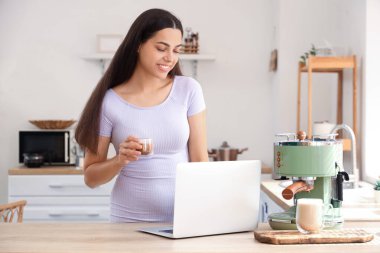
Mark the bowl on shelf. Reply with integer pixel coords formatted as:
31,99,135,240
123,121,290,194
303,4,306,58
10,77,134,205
29,120,76,129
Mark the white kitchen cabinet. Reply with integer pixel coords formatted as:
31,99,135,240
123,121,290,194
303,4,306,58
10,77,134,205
8,174,115,223
259,190,285,223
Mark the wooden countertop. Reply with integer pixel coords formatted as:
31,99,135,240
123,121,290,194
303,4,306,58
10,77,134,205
261,180,293,210
8,166,83,175
0,222,379,253
261,165,272,174
9,165,272,175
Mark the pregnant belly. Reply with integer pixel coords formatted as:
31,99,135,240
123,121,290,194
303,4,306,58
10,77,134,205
111,175,175,221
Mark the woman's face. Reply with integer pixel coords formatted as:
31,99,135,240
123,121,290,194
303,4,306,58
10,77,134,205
137,28,182,79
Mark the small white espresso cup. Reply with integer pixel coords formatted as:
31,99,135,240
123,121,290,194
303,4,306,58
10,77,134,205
296,198,334,234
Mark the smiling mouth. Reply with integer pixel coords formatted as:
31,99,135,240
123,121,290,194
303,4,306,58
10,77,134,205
158,64,171,72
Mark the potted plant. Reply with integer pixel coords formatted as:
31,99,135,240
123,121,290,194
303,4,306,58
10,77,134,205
299,44,317,65
374,180,380,203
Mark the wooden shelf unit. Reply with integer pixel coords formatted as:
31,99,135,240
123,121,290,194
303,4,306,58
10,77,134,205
297,56,357,139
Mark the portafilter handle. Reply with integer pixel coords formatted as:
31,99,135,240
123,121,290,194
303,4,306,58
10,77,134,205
282,181,314,200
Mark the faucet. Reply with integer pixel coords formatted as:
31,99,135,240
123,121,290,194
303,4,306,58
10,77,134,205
331,124,359,189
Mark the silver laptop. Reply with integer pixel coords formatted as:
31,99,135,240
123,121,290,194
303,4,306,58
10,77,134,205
139,160,261,239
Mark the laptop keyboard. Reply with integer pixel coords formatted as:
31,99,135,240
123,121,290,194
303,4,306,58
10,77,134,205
159,229,173,234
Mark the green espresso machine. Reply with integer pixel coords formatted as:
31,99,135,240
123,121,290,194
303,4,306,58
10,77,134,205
268,131,349,230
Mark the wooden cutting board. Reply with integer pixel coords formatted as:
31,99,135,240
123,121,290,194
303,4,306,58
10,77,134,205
254,229,374,245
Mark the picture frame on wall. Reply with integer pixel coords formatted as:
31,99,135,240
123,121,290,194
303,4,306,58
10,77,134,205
269,49,278,72
97,34,123,53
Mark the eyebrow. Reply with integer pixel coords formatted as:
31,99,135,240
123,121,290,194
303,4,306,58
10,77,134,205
156,42,183,48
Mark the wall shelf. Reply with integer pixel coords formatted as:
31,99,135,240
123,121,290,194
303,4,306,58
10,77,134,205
297,56,357,139
82,53,216,78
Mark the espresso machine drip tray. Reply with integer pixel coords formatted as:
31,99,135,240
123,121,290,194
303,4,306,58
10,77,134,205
268,210,297,230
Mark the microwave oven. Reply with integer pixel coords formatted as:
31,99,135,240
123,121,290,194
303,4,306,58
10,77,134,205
19,130,76,165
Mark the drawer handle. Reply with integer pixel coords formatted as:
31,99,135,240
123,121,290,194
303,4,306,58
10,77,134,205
49,212,100,217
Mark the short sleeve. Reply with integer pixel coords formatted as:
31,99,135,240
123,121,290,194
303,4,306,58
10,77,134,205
187,79,206,116
99,100,112,137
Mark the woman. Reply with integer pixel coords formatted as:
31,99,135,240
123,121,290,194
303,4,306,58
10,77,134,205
75,8,208,223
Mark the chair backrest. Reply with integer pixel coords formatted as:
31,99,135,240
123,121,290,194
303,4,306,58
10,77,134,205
0,200,27,223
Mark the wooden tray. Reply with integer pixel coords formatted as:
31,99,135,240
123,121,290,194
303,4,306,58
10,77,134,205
254,229,374,245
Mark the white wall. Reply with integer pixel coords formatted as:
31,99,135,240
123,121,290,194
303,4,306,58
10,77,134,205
0,0,275,203
363,0,380,183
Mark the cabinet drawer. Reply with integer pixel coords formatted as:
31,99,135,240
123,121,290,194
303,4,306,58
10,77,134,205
23,206,110,222
260,191,285,222
9,175,115,196
8,196,111,206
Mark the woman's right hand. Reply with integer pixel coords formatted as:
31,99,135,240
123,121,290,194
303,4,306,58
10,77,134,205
117,136,142,165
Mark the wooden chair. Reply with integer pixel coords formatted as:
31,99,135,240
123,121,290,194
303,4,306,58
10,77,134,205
0,200,27,223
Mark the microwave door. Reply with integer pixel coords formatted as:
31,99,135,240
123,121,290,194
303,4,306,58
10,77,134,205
19,130,71,165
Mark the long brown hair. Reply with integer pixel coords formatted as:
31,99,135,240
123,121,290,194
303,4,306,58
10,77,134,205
75,9,183,153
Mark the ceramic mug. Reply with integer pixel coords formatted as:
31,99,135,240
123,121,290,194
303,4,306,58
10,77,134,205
313,121,336,136
296,198,335,234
